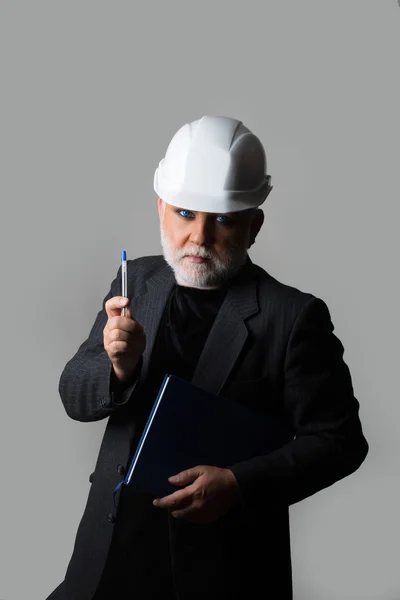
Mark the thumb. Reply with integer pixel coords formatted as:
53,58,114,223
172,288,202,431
168,466,203,486
105,296,129,319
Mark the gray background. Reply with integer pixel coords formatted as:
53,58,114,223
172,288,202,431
0,1,398,599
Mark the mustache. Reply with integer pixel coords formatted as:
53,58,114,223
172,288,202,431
183,252,212,259
182,246,237,261
160,228,240,261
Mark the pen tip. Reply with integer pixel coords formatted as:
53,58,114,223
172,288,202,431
121,250,127,261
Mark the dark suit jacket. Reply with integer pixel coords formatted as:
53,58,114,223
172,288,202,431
45,254,368,600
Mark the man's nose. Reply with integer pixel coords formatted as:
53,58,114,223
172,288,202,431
189,220,215,246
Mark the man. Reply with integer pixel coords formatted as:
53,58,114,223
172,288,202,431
46,115,369,600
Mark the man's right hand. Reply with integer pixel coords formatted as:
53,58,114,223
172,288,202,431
103,296,146,384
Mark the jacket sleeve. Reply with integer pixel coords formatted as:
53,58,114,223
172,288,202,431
58,264,142,422
229,296,369,507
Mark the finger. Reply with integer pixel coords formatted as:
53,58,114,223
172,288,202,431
171,507,196,521
105,340,129,359
170,505,199,521
105,325,142,347
168,466,204,486
105,296,129,319
106,315,139,334
171,507,193,520
153,488,192,510
106,328,131,344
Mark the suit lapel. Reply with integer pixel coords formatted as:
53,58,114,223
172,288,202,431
191,259,259,393
130,255,260,395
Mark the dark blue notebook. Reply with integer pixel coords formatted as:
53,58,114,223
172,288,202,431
113,374,295,501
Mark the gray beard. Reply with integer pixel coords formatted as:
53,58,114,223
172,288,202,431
159,227,248,289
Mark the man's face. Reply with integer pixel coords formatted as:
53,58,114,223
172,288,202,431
158,198,264,289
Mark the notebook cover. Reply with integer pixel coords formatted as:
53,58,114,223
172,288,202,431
123,374,294,498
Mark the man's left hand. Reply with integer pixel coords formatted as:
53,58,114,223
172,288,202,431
153,465,242,524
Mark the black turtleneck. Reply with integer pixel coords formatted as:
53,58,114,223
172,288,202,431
160,282,229,378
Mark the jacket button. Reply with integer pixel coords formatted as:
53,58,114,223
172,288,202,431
117,464,125,476
107,512,115,523
89,472,94,483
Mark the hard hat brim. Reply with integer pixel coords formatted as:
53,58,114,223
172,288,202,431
154,169,272,214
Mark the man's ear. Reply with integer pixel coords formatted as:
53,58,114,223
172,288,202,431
249,209,264,246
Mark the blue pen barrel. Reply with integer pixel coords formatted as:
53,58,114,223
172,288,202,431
121,250,127,316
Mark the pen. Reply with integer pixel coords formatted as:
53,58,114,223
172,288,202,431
121,250,127,317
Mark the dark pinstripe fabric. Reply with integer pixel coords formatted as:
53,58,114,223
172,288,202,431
46,254,369,600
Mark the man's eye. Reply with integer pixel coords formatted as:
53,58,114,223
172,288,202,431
217,216,231,224
177,210,231,224
178,210,192,218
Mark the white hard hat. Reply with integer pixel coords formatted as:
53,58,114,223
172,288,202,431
154,115,272,213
